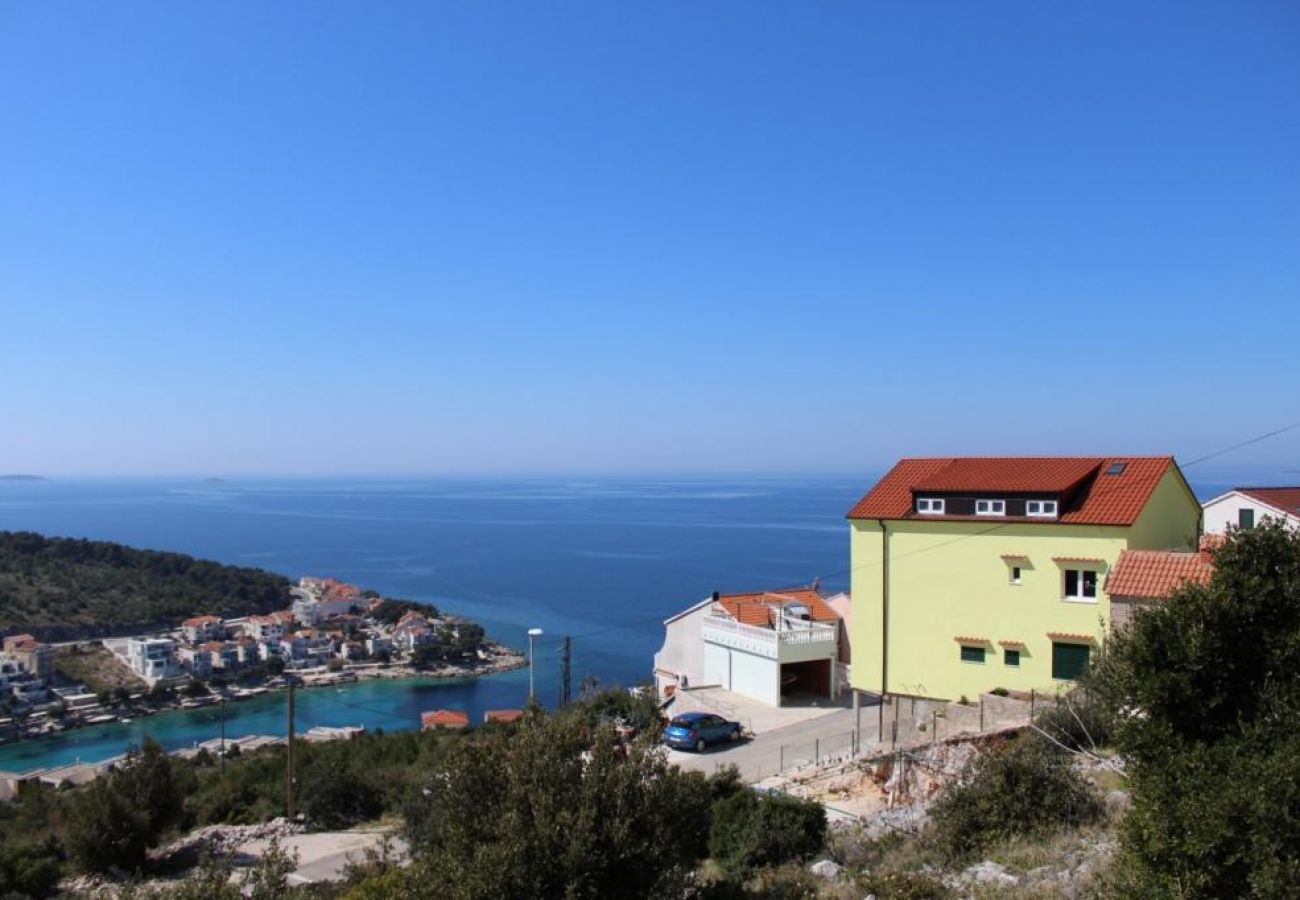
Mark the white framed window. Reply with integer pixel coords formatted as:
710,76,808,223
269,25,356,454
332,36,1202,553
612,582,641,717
1063,568,1098,601
975,499,1006,516
1026,500,1058,517
916,498,945,515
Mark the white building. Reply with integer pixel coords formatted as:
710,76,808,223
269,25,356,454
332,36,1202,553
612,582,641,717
126,637,178,682
181,615,223,645
654,587,842,708
1203,487,1300,534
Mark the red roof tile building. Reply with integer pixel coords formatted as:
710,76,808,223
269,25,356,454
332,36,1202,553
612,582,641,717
421,709,469,729
846,455,1201,700
1106,537,1217,629
654,586,846,707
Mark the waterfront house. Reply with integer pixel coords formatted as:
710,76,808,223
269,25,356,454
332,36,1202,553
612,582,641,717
655,587,842,707
126,637,178,682
421,708,469,730
847,456,1202,701
243,614,286,643
203,641,241,672
1105,536,1217,629
176,645,213,678
484,709,524,724
1202,486,1300,533
1,634,52,683
181,615,223,644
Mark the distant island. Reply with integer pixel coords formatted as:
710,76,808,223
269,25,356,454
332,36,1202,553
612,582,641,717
0,474,47,481
202,477,227,483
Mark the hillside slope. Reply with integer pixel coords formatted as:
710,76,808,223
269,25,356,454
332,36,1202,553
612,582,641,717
0,531,293,639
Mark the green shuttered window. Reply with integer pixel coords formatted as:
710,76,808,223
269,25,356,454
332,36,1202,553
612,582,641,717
1051,642,1090,680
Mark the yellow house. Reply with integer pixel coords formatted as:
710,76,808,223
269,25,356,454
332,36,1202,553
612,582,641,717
847,456,1201,701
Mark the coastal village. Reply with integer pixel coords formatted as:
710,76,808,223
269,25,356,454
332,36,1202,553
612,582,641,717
0,574,522,747
1,464,1297,894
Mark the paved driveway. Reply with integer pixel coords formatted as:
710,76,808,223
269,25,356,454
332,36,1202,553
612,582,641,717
666,697,883,783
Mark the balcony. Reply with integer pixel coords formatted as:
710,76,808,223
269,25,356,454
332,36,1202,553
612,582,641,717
702,615,837,661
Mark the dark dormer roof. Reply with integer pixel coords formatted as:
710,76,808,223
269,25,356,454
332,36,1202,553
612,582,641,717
847,456,1181,526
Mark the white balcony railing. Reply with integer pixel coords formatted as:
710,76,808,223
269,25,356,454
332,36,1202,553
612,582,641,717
702,615,837,655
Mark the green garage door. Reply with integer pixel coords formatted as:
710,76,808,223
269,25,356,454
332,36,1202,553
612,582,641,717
1052,642,1091,680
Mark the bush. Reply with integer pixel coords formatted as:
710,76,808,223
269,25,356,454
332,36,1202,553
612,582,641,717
929,734,1101,861
708,789,827,878
0,839,62,898
1033,687,1113,753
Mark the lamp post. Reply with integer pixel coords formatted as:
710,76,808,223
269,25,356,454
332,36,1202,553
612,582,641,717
527,627,544,700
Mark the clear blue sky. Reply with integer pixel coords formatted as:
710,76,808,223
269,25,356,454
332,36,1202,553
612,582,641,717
1,2,1297,478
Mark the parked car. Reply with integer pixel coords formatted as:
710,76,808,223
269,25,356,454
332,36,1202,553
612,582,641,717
663,711,742,752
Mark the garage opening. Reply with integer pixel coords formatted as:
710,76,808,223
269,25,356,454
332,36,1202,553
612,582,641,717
780,659,831,703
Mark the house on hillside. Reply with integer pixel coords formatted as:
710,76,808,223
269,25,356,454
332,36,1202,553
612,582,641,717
1105,536,1217,629
2,634,52,683
655,587,843,707
847,456,1202,701
1202,486,1300,533
181,615,223,645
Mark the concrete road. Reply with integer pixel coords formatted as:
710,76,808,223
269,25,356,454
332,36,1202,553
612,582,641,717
239,830,407,885
666,701,883,783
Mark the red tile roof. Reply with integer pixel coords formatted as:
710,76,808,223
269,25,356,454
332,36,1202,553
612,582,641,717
715,588,839,628
421,709,469,729
183,615,220,627
484,709,524,723
1235,487,1300,516
997,639,1026,647
1105,548,1214,600
954,635,990,644
1047,632,1097,643
847,456,1179,526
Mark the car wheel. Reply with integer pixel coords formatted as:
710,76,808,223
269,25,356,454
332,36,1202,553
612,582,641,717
695,738,707,753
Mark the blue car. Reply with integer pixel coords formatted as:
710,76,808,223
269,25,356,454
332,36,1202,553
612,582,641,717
664,711,742,752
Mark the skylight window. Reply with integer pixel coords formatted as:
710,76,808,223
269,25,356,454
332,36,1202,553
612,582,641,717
1026,500,1058,517
916,498,945,515
1105,461,1128,476
975,499,1006,516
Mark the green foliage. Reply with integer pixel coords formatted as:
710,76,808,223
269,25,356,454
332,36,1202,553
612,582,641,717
64,737,190,874
708,789,827,878
0,530,292,637
369,598,439,625
928,734,1101,861
398,708,722,899
1089,522,1300,898
856,869,952,899
0,837,62,898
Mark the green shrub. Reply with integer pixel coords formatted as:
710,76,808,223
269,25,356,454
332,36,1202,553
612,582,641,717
857,869,951,899
708,789,826,878
929,734,1101,861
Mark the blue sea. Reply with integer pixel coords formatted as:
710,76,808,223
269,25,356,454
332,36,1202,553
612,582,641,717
0,476,865,769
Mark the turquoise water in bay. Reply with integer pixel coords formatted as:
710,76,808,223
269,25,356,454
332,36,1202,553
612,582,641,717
0,476,866,769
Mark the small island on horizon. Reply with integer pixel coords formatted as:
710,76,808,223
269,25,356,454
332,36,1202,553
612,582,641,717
0,474,47,482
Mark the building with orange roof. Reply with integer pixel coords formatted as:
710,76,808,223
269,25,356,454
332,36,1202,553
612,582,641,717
483,709,524,724
847,455,1201,700
1202,486,1300,534
1106,536,1217,629
181,614,223,644
420,709,469,730
655,586,845,707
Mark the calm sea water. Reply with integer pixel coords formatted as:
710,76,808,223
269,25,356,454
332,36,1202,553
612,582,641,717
0,476,864,769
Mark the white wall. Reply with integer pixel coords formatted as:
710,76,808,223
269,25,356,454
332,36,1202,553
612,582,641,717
704,642,779,706
653,600,710,695
1203,492,1300,534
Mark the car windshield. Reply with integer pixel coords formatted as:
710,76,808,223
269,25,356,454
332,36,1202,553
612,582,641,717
668,717,696,729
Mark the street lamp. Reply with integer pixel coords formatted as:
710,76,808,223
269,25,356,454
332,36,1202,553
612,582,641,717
527,627,544,699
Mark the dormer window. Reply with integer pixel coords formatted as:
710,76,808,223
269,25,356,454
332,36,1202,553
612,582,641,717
917,498,945,515
975,499,1006,516
1026,500,1058,518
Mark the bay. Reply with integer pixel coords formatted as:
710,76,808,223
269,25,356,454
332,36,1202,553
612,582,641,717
0,476,863,769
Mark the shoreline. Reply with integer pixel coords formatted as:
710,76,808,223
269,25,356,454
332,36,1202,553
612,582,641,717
1,642,527,753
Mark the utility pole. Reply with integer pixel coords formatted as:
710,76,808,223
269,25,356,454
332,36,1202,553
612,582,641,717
219,698,226,775
560,636,572,706
285,682,296,820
